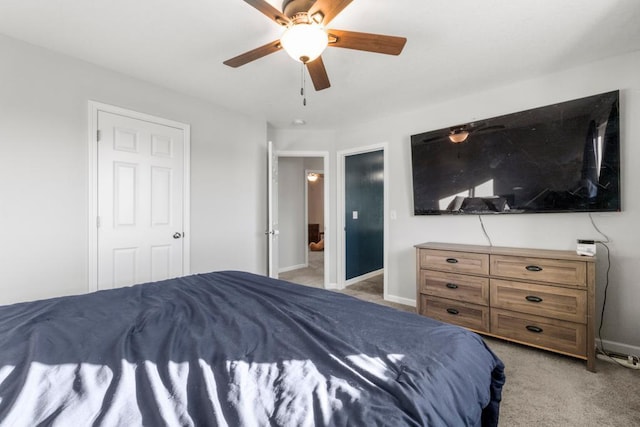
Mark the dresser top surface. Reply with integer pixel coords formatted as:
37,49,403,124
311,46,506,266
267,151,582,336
415,242,596,263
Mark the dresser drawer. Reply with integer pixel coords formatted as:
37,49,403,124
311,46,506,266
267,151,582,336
420,270,489,305
490,255,586,287
419,249,489,275
490,279,587,323
491,308,586,357
420,295,490,332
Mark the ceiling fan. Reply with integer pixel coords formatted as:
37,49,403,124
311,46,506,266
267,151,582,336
223,0,407,91
423,122,506,144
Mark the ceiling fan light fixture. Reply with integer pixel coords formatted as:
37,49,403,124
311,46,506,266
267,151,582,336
280,23,328,63
448,130,469,143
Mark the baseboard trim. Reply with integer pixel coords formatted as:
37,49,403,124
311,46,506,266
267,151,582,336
345,269,383,287
596,338,640,358
278,263,307,274
384,294,416,308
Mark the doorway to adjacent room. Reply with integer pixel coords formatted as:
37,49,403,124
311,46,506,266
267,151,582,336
267,146,329,288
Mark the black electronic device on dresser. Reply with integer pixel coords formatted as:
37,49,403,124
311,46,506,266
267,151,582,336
410,91,621,215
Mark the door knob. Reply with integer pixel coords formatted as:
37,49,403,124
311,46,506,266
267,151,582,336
173,232,182,239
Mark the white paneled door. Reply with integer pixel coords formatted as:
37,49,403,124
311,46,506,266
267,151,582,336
97,110,185,289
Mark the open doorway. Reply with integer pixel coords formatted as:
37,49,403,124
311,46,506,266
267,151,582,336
337,143,388,300
271,152,329,289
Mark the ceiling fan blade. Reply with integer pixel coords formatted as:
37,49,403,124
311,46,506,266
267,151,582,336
306,56,331,91
243,0,290,25
308,0,353,26
223,40,282,68
328,29,407,55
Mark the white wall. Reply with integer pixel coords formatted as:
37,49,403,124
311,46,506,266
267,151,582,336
278,157,306,270
332,51,640,354
0,34,268,304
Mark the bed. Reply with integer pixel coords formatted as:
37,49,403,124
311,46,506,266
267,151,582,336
0,271,504,426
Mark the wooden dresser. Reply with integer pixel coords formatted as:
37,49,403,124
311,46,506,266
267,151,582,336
415,242,596,371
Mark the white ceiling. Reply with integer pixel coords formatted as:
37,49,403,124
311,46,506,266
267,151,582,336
1,0,639,129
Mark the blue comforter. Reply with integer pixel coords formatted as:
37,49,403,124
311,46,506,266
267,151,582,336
0,271,504,426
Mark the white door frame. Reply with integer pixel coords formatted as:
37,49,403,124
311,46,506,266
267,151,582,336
337,143,389,297
271,149,330,289
87,101,191,292
267,140,278,278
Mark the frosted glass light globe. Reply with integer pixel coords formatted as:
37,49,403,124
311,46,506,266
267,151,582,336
280,23,329,63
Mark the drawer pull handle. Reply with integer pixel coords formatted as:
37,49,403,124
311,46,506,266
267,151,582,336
525,265,543,272
446,308,460,315
446,283,459,289
526,325,543,333
525,295,543,303
446,258,459,264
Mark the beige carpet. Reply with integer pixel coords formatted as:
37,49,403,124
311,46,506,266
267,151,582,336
279,250,325,287
488,338,640,426
337,274,415,313
281,267,640,426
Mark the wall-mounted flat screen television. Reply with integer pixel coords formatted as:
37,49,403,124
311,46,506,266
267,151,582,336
410,91,620,215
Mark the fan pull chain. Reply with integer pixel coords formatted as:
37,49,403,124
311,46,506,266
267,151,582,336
300,63,307,106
